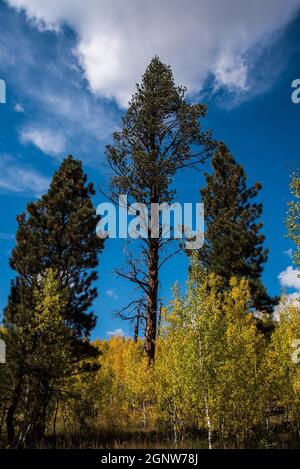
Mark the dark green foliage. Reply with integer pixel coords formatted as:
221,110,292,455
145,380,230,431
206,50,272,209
107,56,215,205
9,155,104,341
286,173,300,268
106,57,215,361
198,143,277,313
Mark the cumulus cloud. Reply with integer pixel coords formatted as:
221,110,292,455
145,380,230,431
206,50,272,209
278,266,300,291
214,52,249,92
0,154,50,195
6,0,300,107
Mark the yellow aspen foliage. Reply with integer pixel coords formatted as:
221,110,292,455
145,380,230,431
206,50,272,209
265,298,300,430
218,278,266,441
156,269,266,446
155,326,192,442
45,268,300,447
91,336,155,431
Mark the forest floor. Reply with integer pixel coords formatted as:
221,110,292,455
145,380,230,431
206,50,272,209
28,426,300,449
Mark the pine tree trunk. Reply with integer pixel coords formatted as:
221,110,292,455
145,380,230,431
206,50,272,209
134,308,140,343
144,238,159,362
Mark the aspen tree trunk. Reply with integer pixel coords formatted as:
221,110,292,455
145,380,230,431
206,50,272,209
205,395,212,449
172,391,178,444
173,403,178,445
198,334,212,449
53,400,59,442
142,400,147,427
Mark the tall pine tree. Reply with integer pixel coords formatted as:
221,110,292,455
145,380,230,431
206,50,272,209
9,155,104,342
198,143,276,314
287,172,300,269
106,56,215,362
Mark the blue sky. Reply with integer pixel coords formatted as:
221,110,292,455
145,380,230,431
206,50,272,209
0,0,300,339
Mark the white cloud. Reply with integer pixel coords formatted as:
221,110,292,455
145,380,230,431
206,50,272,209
285,292,300,302
6,0,300,107
33,90,117,142
0,154,50,195
105,289,119,300
214,52,249,92
14,103,25,113
107,328,124,338
0,8,119,165
274,292,300,320
276,266,300,320
20,127,66,156
278,266,300,291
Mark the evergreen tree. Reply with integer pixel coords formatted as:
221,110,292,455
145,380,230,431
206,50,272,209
3,156,103,444
9,155,104,344
287,173,300,268
106,56,215,362
198,143,276,313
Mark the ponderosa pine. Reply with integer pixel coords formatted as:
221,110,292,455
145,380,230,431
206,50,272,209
197,143,277,314
106,56,215,362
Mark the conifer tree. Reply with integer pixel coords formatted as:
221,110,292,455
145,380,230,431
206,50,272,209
3,156,104,444
287,173,300,268
198,143,276,313
9,155,104,344
106,56,215,361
